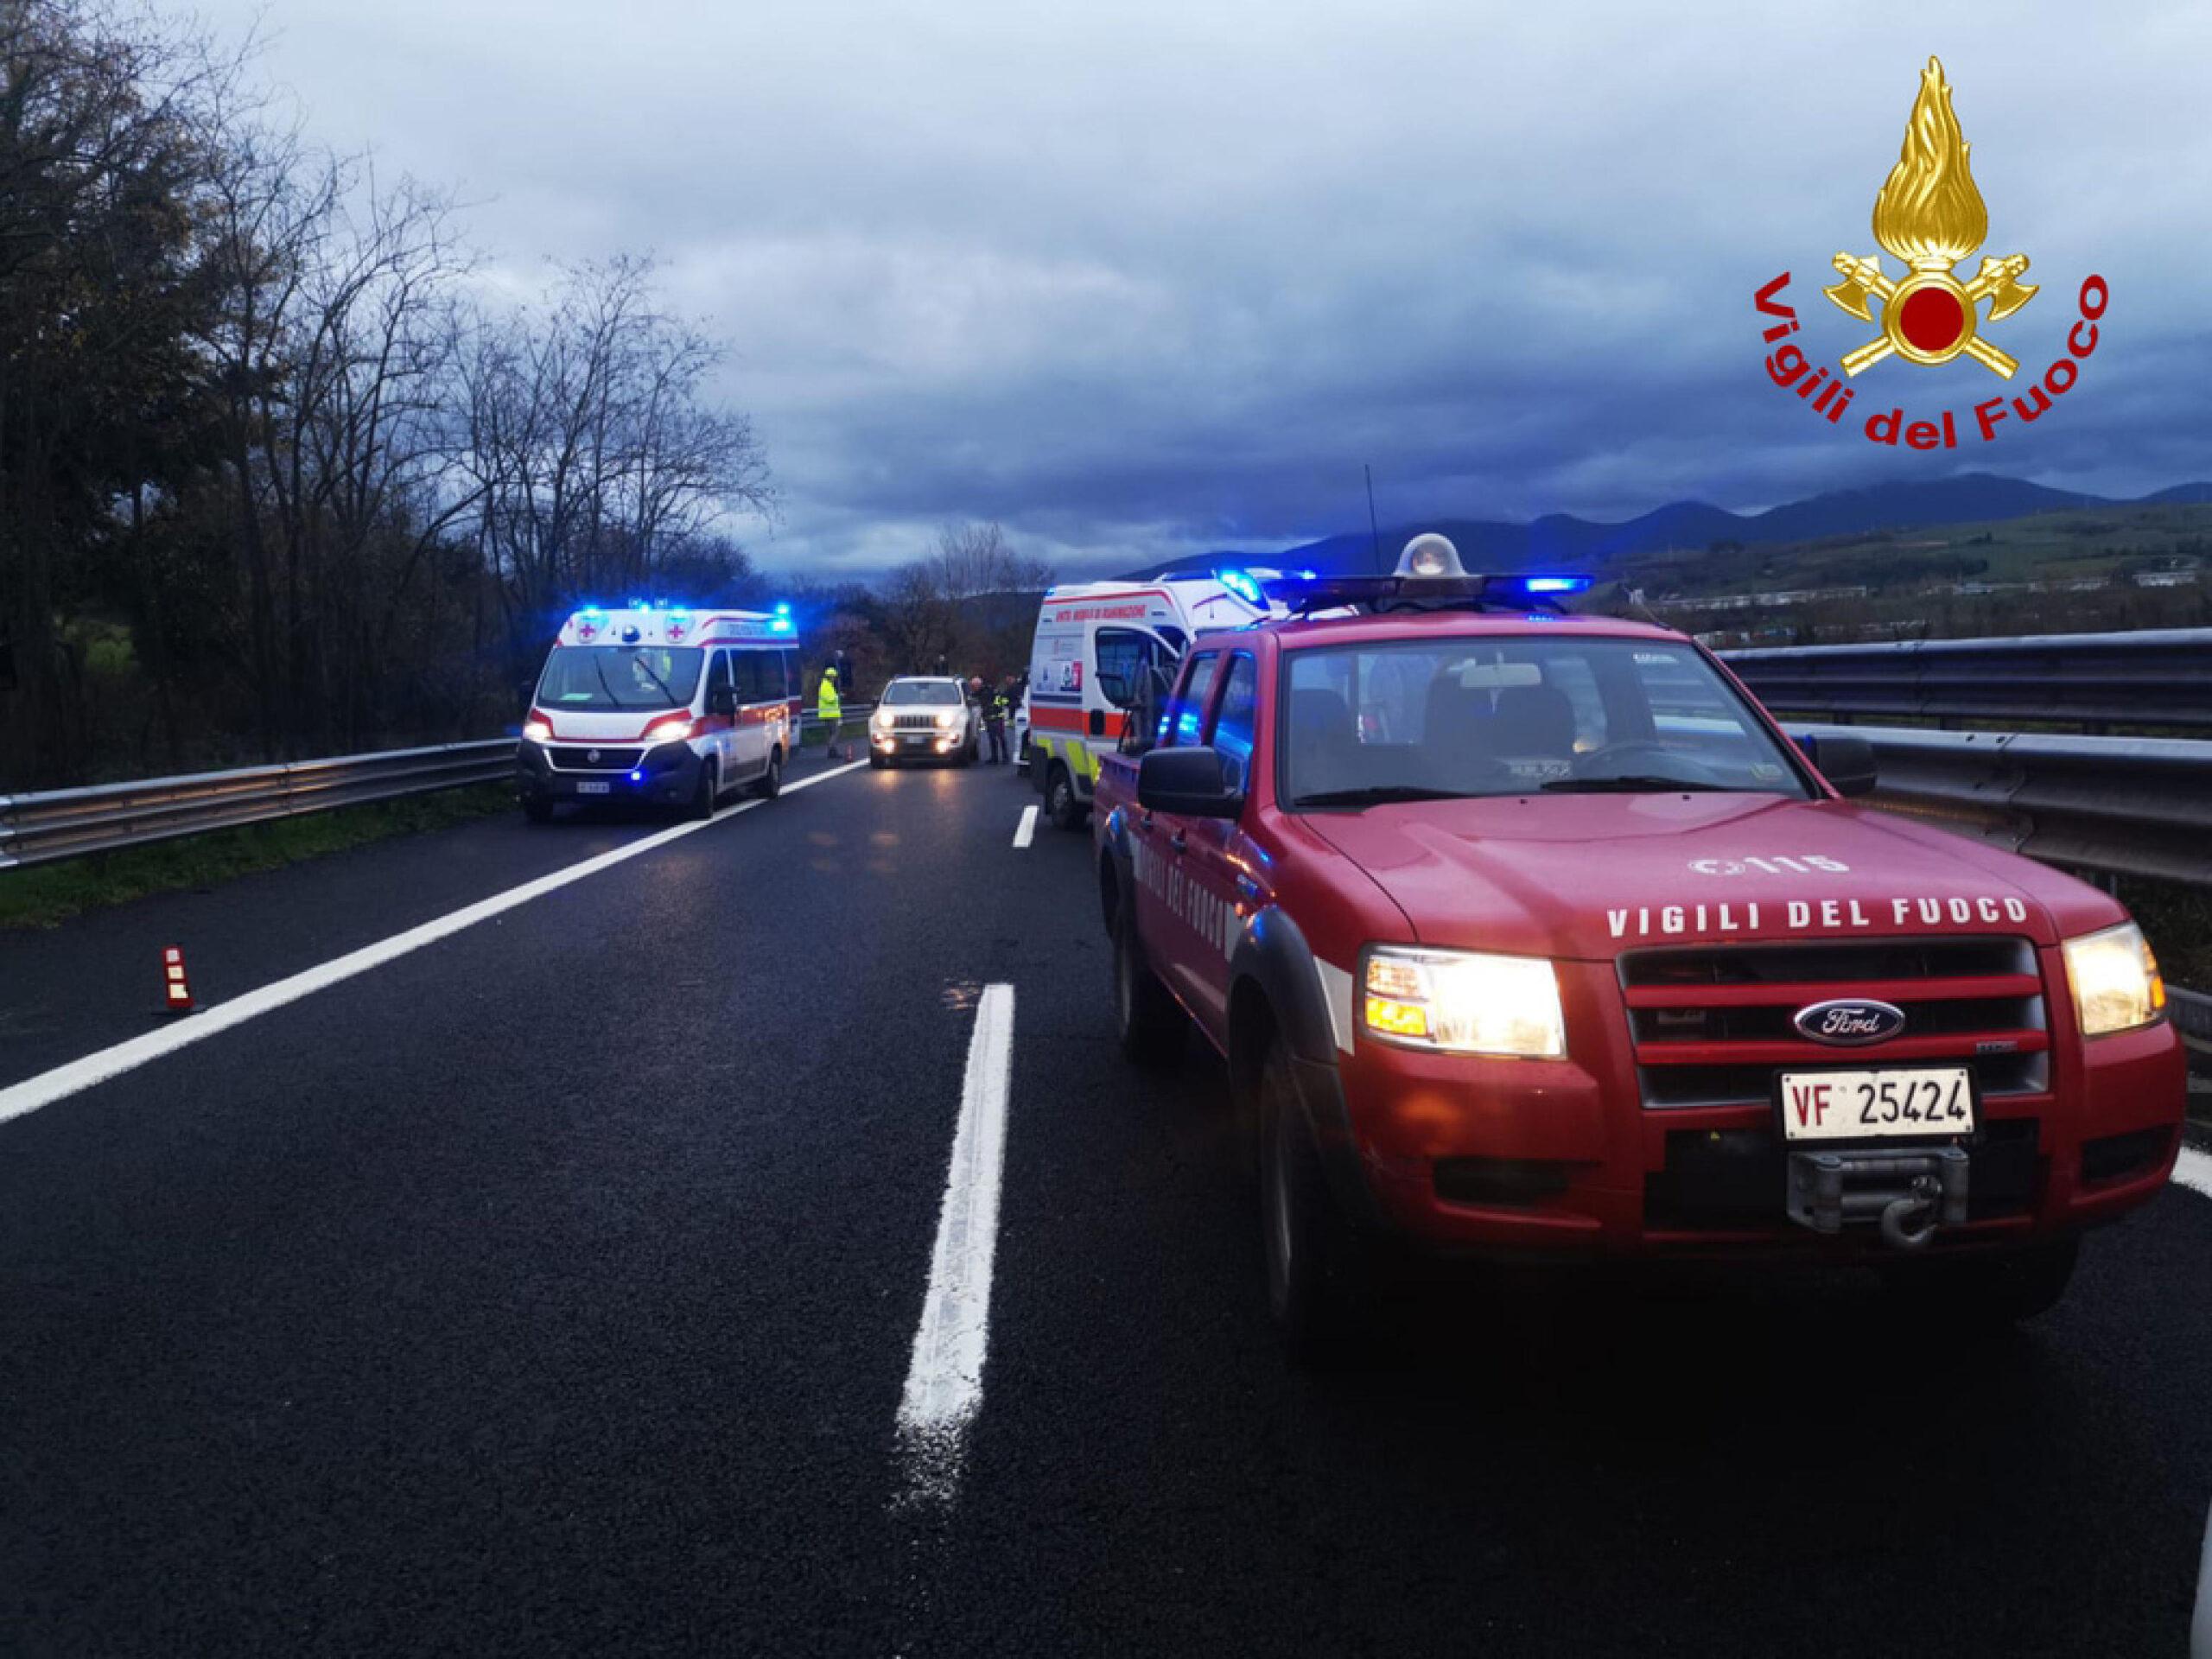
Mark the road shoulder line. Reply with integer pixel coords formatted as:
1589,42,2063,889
0,762,868,1128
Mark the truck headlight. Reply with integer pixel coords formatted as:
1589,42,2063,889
2063,921,2165,1037
1362,946,1565,1058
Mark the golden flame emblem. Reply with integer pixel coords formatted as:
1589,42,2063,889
1824,58,2037,378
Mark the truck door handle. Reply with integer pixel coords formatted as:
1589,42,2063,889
1169,830,1188,854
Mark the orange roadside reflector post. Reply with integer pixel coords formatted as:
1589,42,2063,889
162,945,194,1014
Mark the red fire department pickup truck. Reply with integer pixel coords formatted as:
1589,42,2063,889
1092,535,2183,1351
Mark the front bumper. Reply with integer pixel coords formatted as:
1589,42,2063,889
871,728,963,759
1317,957,2187,1261
516,739,700,806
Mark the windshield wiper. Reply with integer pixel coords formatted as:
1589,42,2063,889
590,654,626,708
1294,785,1468,808
1540,774,1737,794
628,653,678,706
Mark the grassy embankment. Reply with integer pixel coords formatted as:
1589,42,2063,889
0,785,515,930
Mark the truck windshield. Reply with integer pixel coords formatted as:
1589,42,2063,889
537,645,704,711
1281,636,1814,806
883,681,962,705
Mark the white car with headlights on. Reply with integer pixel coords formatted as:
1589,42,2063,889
870,677,982,767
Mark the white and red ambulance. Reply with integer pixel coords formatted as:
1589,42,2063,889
517,603,800,821
1026,569,1286,830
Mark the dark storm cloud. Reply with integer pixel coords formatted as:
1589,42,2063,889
211,0,2212,579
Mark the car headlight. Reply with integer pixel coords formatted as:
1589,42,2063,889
1362,946,1565,1058
522,718,553,743
935,709,957,728
2063,921,2165,1037
873,709,894,730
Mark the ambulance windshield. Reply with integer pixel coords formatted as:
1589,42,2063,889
537,645,704,711
1281,637,1814,805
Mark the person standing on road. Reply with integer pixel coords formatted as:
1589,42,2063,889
817,664,850,763
984,677,1010,765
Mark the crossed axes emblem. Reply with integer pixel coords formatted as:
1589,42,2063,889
1823,251,2039,379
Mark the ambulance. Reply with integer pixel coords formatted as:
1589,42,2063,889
516,602,799,822
1026,569,1286,829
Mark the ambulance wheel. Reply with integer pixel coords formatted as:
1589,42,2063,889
1047,763,1085,830
688,760,718,821
754,747,783,799
523,795,553,824
1260,1037,1366,1361
1881,1236,2080,1326
1113,892,1185,1067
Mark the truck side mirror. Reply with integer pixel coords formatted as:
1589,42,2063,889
1138,746,1243,818
1800,733,1877,798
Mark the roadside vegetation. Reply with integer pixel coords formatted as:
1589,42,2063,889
0,785,513,929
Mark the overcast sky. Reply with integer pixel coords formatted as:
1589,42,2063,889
203,0,2212,581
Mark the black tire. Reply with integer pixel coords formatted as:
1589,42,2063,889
688,759,718,821
754,747,783,799
1259,1039,1366,1360
1882,1236,2080,1325
1112,893,1185,1067
522,795,554,824
869,750,887,769
1047,762,1085,831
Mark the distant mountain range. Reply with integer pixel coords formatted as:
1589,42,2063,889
1141,474,2212,581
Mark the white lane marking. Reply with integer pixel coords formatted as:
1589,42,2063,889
2175,1145,2212,1200
0,760,869,1128
2196,1496,2212,1659
1011,805,1039,849
895,982,1015,1506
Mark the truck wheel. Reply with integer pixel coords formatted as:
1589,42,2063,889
688,759,718,821
1113,893,1185,1066
1047,762,1085,830
1259,1039,1365,1360
523,795,553,824
754,747,783,799
1882,1236,2080,1325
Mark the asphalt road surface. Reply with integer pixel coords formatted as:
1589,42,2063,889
4,753,2210,1656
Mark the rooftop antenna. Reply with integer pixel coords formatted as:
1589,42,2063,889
1363,463,1382,574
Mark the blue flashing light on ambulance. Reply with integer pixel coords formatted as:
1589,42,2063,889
516,602,802,823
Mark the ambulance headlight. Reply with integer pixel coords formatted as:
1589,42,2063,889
523,717,553,743
2063,921,2165,1037
1362,946,1564,1058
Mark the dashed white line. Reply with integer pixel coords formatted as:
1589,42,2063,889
895,982,1015,1506
0,760,869,1128
1012,804,1039,849
2174,1144,2212,1200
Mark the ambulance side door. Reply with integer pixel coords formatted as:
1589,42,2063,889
702,650,739,777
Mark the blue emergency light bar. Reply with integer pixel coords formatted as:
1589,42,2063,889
1261,569,1595,616
1216,568,1266,607
1516,575,1594,595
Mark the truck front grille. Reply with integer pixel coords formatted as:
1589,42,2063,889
1620,936,2050,1110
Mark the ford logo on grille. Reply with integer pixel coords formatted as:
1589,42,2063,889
1793,998,1907,1046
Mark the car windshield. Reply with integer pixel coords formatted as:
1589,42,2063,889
537,645,703,711
1281,635,1813,806
883,681,963,705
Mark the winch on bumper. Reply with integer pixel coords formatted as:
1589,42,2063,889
1784,1145,1969,1249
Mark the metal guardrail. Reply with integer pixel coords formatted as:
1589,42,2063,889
1723,628,2212,731
0,741,514,869
2172,986,2212,1049
1,708,884,869
1795,723,2212,888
